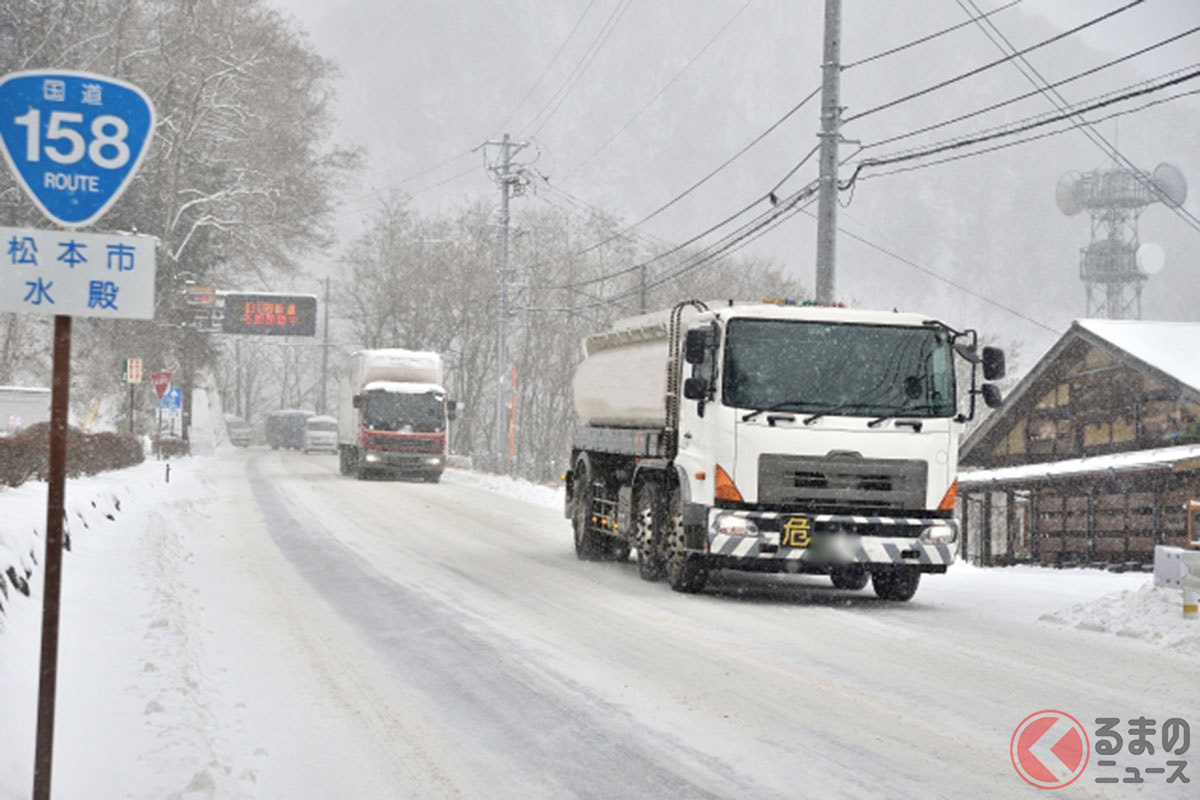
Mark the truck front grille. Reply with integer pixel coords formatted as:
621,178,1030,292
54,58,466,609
758,454,926,512
369,436,443,453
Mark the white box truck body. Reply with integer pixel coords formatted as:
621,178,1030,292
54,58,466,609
565,301,1005,599
0,386,51,435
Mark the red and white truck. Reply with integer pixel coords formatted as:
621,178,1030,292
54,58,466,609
337,349,455,481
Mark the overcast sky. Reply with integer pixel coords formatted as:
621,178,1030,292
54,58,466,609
268,0,1200,360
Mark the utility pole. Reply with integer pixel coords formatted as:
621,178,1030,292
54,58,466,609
814,0,842,304
482,133,529,473
319,276,330,415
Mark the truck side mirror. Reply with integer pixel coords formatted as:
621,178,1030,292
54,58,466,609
684,329,706,364
446,399,457,420
351,394,362,409
982,346,1006,380
981,383,1003,408
683,377,707,401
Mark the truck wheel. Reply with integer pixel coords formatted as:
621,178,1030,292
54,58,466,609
338,448,351,475
571,460,603,561
872,567,920,601
634,481,665,581
830,567,870,591
665,487,708,593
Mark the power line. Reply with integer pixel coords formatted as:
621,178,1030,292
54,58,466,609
858,88,1200,182
842,0,1144,124
533,84,822,275
842,0,1022,70
537,183,819,310
860,24,1200,151
807,206,1060,335
546,191,771,290
958,0,1200,235
841,66,1200,187
522,0,635,139
563,0,754,179
489,0,600,137
327,162,481,224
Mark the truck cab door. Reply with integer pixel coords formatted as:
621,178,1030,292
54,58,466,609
676,322,736,508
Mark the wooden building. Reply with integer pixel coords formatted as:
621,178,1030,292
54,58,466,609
958,320,1200,568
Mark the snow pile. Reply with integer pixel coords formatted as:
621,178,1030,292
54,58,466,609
1040,581,1200,657
444,467,564,510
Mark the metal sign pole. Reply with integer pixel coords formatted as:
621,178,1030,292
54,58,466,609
32,313,72,800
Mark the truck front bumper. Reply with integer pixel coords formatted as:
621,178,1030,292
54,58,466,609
361,451,444,472
704,508,957,572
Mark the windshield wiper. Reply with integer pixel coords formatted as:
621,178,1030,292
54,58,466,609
800,403,880,425
867,404,946,428
741,400,813,422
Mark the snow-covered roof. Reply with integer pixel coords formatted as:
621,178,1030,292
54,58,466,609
364,381,444,395
1077,319,1200,394
958,442,1200,486
961,318,1200,465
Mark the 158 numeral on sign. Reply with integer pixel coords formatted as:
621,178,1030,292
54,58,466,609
13,109,131,169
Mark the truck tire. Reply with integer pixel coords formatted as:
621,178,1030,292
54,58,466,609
830,567,870,591
634,481,665,581
338,447,351,475
665,487,708,593
872,567,920,601
572,460,604,561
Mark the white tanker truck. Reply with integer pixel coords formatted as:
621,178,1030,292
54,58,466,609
565,300,1006,599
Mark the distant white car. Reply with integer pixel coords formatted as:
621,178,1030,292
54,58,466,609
303,415,338,453
226,417,253,447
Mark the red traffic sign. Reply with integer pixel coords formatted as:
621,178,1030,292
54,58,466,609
150,370,172,400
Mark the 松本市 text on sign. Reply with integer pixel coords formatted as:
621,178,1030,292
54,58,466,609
1,225,157,319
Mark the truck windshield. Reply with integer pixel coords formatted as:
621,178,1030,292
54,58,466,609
363,390,445,432
722,319,955,418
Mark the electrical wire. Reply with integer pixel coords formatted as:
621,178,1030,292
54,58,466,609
563,0,754,179
840,66,1200,187
489,0,600,137
546,191,772,290
842,0,1022,70
857,88,1200,181
842,0,1144,124
862,63,1199,163
529,84,822,278
536,183,818,310
958,0,1200,235
522,0,636,139
861,24,1200,151
804,205,1061,335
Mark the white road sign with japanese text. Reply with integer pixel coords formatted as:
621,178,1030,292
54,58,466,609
1,226,157,319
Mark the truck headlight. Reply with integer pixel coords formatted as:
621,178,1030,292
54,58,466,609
364,453,381,463
919,525,956,545
425,457,442,465
712,515,758,537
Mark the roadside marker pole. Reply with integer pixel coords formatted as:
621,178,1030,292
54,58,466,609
33,313,71,800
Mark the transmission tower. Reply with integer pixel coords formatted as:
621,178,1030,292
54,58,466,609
1056,163,1187,319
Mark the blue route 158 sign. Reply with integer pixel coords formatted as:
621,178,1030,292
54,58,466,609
0,70,155,228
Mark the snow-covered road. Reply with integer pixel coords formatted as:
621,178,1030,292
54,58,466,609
3,448,1199,799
